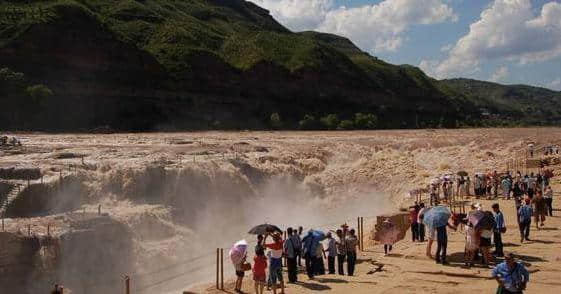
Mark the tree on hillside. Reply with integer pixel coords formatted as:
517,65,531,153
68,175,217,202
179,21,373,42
354,113,377,129
26,84,53,99
338,120,354,130
320,114,339,130
298,114,318,130
270,112,282,129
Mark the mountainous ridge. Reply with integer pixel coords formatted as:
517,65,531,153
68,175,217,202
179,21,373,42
0,0,559,131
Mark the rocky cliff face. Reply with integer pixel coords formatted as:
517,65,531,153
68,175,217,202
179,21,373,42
0,215,135,294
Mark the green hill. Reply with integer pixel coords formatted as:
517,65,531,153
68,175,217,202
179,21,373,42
0,0,558,131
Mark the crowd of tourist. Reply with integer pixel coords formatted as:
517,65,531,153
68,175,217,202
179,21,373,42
231,164,555,294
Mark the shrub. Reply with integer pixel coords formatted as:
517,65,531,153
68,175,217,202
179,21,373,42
338,120,354,130
298,114,317,129
270,112,282,129
354,113,377,129
26,84,53,99
320,114,339,130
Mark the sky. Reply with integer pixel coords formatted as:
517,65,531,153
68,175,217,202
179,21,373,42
249,0,561,91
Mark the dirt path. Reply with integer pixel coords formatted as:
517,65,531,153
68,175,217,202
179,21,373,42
192,171,561,294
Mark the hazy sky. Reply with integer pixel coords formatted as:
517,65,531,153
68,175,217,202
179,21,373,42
250,0,561,90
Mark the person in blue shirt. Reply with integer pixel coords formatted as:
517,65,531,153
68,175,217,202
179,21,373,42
518,198,533,243
492,203,506,257
492,253,529,294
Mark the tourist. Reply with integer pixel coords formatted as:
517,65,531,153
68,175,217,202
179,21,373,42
284,227,299,283
474,175,481,198
492,253,529,294
335,229,346,275
493,171,499,198
325,232,337,274
410,203,420,242
382,219,396,255
417,203,426,242
464,219,478,268
51,284,63,294
466,176,471,196
346,229,358,276
303,230,317,279
233,253,246,293
426,225,436,259
492,203,506,257
532,190,547,229
544,186,554,216
297,226,303,266
513,181,523,214
479,227,493,267
256,234,264,253
316,240,326,275
502,176,511,199
264,233,285,294
518,198,533,243
435,216,457,265
253,247,267,294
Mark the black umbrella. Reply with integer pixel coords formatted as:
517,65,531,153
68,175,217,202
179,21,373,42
457,171,468,177
469,211,496,230
248,224,282,235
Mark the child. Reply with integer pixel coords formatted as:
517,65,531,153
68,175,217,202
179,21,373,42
253,248,267,294
235,254,246,293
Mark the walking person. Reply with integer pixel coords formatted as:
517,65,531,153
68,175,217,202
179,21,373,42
325,232,337,274
345,229,358,276
532,190,547,229
518,198,533,243
284,227,299,283
492,253,530,294
492,203,506,257
544,186,554,216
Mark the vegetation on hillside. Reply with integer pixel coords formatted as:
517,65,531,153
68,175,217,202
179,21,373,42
0,0,559,131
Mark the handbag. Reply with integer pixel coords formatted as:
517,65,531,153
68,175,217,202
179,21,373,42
500,227,507,234
242,262,252,271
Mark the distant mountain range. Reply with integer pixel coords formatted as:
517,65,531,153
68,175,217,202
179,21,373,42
1,0,559,131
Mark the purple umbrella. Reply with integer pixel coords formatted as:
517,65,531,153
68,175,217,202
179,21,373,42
229,240,248,265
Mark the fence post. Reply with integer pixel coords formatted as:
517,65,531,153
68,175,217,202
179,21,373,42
360,217,364,251
220,248,224,290
28,224,30,235
216,248,219,289
2,218,4,231
124,276,130,294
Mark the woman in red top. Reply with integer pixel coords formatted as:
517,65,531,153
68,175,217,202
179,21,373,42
253,248,267,294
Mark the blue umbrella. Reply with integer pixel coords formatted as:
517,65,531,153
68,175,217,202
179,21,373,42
302,229,325,255
422,206,451,229
309,229,326,240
